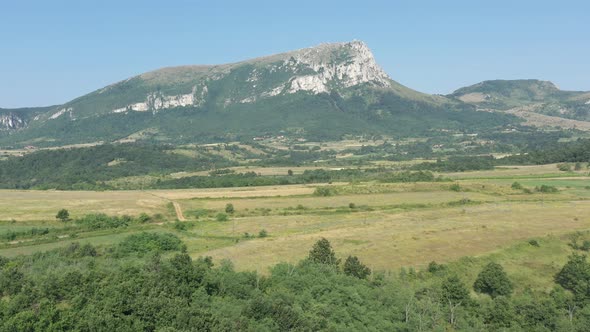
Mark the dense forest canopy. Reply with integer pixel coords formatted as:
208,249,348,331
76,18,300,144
1,237,590,331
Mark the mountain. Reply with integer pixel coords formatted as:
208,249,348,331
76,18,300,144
450,80,590,127
0,41,516,147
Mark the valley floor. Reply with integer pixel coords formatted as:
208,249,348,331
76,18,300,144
1,164,589,291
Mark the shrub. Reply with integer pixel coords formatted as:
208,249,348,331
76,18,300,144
258,229,268,238
189,208,211,219
427,261,447,274
536,185,558,193
138,213,151,223
76,213,130,230
511,182,522,190
449,183,461,192
225,203,235,214
174,221,187,231
348,202,356,209
528,239,540,247
117,232,182,255
216,213,229,222
56,209,70,222
314,186,334,197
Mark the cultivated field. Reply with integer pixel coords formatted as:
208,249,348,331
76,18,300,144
1,165,589,290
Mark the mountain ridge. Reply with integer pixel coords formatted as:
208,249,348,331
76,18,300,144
2,41,587,147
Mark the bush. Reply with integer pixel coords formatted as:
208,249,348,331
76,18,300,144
427,261,447,274
216,213,229,222
314,186,334,197
189,208,211,219
449,183,461,192
138,213,151,223
557,163,572,172
225,203,235,214
174,221,187,231
536,185,558,193
511,182,522,190
258,229,268,238
76,213,131,230
528,239,540,247
56,209,70,222
117,232,182,255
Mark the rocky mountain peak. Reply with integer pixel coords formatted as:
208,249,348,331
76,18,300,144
283,40,392,94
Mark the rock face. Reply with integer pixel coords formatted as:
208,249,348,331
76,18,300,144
0,113,26,130
284,41,392,94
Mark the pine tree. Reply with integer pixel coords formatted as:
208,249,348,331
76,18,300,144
308,238,340,266
343,256,371,279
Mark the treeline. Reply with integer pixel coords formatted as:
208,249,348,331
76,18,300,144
498,138,590,165
412,156,495,172
412,139,590,172
0,213,164,244
153,169,440,189
0,143,234,189
1,237,590,330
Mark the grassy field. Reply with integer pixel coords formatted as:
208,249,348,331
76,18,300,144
1,164,589,292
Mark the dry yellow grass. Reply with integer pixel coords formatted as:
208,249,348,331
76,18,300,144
201,200,590,273
0,190,168,221
185,191,498,211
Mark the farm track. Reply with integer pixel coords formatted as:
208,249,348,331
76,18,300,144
172,202,186,221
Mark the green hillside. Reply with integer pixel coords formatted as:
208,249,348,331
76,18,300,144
0,41,522,147
451,79,590,121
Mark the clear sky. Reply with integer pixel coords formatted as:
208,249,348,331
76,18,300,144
1,0,589,108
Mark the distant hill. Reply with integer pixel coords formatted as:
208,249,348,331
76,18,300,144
450,79,590,126
1,42,576,147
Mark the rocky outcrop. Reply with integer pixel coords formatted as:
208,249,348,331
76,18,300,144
0,113,26,130
285,41,391,94
111,84,208,114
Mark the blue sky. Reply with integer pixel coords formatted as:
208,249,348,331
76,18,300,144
1,0,589,108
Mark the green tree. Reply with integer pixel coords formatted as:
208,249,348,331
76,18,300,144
441,275,470,326
343,256,371,279
473,262,513,298
485,296,514,328
287,169,293,176
555,253,590,302
308,238,340,266
225,203,235,214
56,209,70,222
